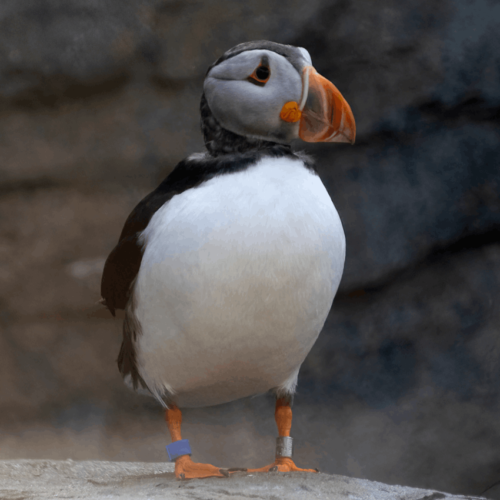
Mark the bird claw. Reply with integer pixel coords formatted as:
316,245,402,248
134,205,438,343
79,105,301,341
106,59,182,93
174,455,228,480
248,457,319,474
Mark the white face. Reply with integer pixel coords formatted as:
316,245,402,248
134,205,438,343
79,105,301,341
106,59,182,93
204,49,310,144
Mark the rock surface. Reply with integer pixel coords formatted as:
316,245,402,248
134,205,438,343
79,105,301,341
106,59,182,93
0,460,482,500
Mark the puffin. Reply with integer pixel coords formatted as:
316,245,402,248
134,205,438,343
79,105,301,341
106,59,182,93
101,40,355,479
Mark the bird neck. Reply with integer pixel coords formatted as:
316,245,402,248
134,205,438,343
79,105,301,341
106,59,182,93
200,93,290,157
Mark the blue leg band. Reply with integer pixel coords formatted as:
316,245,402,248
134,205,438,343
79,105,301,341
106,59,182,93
166,439,192,461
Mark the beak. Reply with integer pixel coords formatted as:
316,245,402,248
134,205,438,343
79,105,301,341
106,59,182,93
298,66,356,144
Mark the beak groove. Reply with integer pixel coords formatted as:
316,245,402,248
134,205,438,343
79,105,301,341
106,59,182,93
299,66,356,144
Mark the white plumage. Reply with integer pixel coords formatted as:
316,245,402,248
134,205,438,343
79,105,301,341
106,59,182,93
133,155,345,408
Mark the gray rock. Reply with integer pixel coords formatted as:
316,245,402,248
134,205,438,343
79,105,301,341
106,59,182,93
295,0,500,138
152,0,326,81
0,0,326,103
305,242,500,407
0,0,156,102
295,0,500,289
315,120,500,290
0,459,482,499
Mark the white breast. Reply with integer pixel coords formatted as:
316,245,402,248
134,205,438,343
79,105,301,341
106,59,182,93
133,156,345,407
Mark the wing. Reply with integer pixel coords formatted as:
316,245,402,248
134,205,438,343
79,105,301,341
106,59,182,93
100,235,142,315
100,188,170,315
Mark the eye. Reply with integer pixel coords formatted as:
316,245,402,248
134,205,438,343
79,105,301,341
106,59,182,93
255,66,270,80
248,64,271,86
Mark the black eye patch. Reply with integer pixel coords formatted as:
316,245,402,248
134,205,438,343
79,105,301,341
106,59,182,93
248,56,271,87
255,66,270,80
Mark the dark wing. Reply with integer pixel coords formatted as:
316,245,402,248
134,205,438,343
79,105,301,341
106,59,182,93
100,235,142,315
100,187,172,315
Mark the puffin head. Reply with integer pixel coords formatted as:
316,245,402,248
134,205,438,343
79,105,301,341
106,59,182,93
201,40,356,156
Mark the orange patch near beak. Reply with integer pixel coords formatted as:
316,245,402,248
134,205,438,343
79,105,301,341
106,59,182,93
279,101,302,123
299,66,356,144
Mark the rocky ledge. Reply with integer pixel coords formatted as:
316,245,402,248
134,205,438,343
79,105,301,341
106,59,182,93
0,460,483,500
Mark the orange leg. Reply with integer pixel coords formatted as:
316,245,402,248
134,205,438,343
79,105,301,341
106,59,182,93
166,406,231,479
248,398,318,473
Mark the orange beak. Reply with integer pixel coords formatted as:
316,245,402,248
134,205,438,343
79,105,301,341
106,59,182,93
298,66,356,144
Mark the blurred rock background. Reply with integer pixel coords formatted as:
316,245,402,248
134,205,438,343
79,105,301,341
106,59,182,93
0,0,499,497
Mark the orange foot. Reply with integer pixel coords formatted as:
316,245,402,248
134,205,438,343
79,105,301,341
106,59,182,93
248,457,319,473
174,455,246,480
